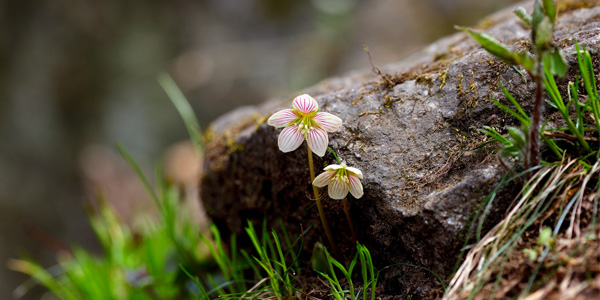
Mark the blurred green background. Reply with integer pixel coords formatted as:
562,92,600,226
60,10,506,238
0,0,518,298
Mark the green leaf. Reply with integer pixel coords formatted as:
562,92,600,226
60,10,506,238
507,126,526,147
457,26,527,67
514,7,532,27
538,227,553,247
311,242,331,276
457,26,535,71
542,0,557,23
535,16,553,50
522,249,538,261
532,0,544,30
516,52,535,71
543,48,567,77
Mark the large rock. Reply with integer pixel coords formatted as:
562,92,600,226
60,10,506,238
201,2,600,297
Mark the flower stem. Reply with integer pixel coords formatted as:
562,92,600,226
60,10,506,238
343,198,357,243
307,145,339,257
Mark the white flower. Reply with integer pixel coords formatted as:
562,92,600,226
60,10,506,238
267,94,342,157
312,161,363,199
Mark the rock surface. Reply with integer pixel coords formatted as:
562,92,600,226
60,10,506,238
201,2,600,297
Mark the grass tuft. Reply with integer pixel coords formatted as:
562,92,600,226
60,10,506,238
314,242,379,300
446,40,600,300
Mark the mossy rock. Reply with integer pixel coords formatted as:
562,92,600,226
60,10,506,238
200,1,600,298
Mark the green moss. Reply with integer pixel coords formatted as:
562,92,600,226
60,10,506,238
557,0,600,15
437,68,451,90
370,45,465,91
415,74,434,89
469,73,479,95
358,109,382,117
255,115,269,126
226,137,244,154
383,95,397,108
203,127,215,144
351,93,365,105
456,74,466,98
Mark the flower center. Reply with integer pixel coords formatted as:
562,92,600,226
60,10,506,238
298,116,314,137
334,169,349,185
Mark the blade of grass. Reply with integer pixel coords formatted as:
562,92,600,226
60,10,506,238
116,144,160,208
180,264,210,299
277,220,301,275
9,259,81,300
157,73,204,155
499,82,531,124
576,43,600,136
478,126,511,146
492,98,530,126
271,230,292,296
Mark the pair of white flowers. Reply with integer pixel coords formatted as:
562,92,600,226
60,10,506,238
267,94,364,199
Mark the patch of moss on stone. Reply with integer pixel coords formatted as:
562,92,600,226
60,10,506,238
437,67,451,90
203,127,215,144
372,48,465,90
383,95,398,108
469,71,479,95
415,74,434,89
358,109,382,117
456,74,466,98
254,115,269,126
225,136,244,154
351,93,365,105
377,72,410,89
204,118,260,172
557,0,600,15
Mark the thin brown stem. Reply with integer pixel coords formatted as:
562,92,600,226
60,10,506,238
307,145,339,257
343,198,357,243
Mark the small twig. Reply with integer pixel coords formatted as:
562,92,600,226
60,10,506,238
364,45,396,87
245,277,269,294
542,131,599,142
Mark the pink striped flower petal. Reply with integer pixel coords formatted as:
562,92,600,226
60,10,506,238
312,171,334,187
306,127,328,157
324,164,344,171
292,94,318,114
278,125,304,153
314,112,342,132
267,109,298,128
348,175,364,199
346,167,363,179
328,177,349,199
